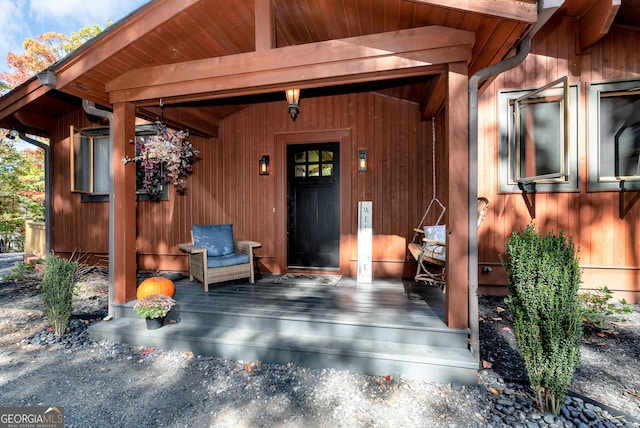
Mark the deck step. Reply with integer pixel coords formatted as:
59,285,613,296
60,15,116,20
112,302,469,349
89,317,477,384
90,277,478,384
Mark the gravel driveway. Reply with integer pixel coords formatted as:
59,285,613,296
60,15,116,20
1,267,638,427
0,252,24,279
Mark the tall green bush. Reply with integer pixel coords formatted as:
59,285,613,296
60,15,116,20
500,224,582,414
41,255,78,337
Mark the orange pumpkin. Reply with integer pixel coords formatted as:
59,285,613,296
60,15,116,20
136,276,176,299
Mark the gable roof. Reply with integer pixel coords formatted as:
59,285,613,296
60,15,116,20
0,0,635,138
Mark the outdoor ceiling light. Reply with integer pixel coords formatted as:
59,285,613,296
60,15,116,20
285,88,300,121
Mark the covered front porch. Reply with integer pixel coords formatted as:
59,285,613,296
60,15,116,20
0,0,549,337
0,1,551,370
89,275,477,384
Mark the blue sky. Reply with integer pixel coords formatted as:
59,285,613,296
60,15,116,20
0,0,149,74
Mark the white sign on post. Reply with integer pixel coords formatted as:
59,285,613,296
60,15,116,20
357,201,372,283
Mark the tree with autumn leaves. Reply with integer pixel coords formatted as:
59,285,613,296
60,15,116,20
0,24,106,250
0,24,105,94
0,135,44,251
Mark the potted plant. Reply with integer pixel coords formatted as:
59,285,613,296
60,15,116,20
123,121,199,197
133,293,176,330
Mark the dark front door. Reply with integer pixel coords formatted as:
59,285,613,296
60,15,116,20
287,142,340,269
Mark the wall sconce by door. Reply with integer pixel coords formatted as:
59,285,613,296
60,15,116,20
358,150,368,172
259,155,270,175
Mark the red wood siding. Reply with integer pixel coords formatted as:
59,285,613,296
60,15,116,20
50,92,430,277
50,110,109,259
214,92,428,276
478,17,640,302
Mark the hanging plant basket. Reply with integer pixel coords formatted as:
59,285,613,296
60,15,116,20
123,121,199,197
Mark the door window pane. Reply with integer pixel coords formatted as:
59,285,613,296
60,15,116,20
295,152,306,163
292,148,335,179
308,163,320,176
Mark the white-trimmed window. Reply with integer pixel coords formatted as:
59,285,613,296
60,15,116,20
70,125,166,201
498,76,578,192
588,79,640,191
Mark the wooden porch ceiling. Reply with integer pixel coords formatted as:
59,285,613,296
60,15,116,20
105,26,475,105
1,0,637,138
32,0,539,137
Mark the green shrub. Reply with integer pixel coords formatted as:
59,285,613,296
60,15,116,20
579,286,633,329
3,262,37,281
41,255,78,337
500,224,582,415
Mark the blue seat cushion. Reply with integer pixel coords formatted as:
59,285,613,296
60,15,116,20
192,224,234,257
206,253,250,268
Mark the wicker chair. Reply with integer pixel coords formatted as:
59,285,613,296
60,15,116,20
178,224,261,292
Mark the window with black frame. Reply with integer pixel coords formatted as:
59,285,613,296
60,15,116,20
498,76,579,193
588,79,640,191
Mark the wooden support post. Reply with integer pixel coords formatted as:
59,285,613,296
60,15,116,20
445,62,469,329
112,102,137,303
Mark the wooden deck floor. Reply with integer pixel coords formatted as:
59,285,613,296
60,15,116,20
89,275,478,384
175,275,448,327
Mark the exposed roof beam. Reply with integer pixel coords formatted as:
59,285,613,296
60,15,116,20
137,106,220,138
405,0,538,22
107,26,474,105
579,0,621,50
421,73,445,119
